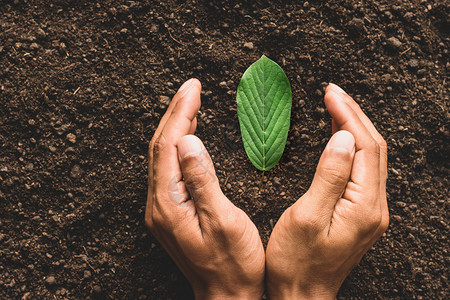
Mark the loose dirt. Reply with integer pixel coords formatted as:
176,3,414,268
1,1,448,299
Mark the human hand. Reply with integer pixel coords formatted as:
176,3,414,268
266,83,389,299
145,79,265,299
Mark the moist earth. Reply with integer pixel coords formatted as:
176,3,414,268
0,0,448,299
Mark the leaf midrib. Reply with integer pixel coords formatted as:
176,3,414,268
257,59,278,170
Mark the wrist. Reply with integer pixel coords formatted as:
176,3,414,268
195,286,263,300
267,282,336,300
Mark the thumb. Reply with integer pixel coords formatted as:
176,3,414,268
307,130,355,214
177,135,226,213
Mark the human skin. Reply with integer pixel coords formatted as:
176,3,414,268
265,83,389,299
145,78,265,299
145,79,388,299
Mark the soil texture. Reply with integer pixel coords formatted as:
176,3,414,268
0,0,448,299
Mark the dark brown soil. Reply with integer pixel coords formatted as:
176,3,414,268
1,0,448,299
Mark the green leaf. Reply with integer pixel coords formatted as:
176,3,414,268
236,55,292,171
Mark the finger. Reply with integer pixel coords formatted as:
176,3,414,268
149,78,198,174
332,118,338,134
327,84,383,144
302,131,355,221
188,117,197,135
324,90,380,200
146,79,199,225
153,79,201,207
177,135,229,224
327,84,389,233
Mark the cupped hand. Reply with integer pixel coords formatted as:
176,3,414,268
266,83,389,299
145,79,265,300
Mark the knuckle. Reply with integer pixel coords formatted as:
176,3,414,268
368,138,381,155
372,210,382,227
289,207,322,233
375,135,388,157
207,204,244,237
361,210,382,233
215,215,233,233
209,213,235,237
185,156,210,177
153,134,167,157
318,164,349,188
184,157,216,190
378,137,387,150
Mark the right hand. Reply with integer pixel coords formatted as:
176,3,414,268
265,83,389,299
145,79,265,300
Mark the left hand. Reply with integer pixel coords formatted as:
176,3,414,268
265,83,389,299
145,79,265,300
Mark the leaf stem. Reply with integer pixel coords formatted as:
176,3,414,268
258,170,265,193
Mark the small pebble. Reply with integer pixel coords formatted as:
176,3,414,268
392,215,403,222
408,59,419,69
92,285,102,296
194,28,202,36
29,42,40,50
348,18,364,34
395,201,407,207
219,81,227,88
66,133,76,143
70,165,83,179
386,37,402,49
45,276,56,287
36,28,47,39
243,42,254,50
159,96,171,105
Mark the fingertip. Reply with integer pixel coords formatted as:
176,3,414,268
169,79,202,123
177,135,205,160
328,130,355,156
324,89,346,117
191,78,202,106
175,78,202,106
327,83,347,95
325,89,344,104
178,78,201,92
191,78,202,90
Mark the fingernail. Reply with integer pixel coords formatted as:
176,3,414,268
328,89,344,102
178,78,195,92
178,135,204,159
328,130,355,154
328,83,347,95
